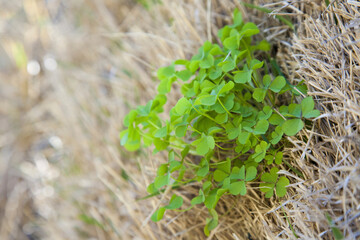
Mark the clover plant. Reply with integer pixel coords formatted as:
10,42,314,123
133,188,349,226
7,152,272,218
120,9,319,236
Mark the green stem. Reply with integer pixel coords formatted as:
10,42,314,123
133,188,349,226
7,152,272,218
217,97,233,117
182,161,199,168
282,159,304,178
191,104,226,129
241,39,253,59
148,120,160,129
173,206,194,212
214,143,226,150
189,125,201,134
170,144,196,156
282,207,299,238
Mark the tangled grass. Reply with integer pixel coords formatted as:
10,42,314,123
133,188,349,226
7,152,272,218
0,0,359,239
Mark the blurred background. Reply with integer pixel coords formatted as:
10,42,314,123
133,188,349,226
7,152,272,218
1,0,359,240
0,1,165,239
0,1,235,239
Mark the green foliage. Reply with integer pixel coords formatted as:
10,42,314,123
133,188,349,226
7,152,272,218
259,167,289,198
136,0,161,9
326,213,344,240
78,214,104,228
120,9,319,236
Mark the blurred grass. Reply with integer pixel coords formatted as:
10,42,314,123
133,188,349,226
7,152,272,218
1,0,359,239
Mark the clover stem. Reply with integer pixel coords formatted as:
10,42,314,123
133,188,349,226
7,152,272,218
225,73,234,81
214,137,236,142
282,159,304,178
182,161,198,168
190,104,226,129
189,125,201,134
136,128,153,140
169,144,197,156
252,134,261,142
268,92,276,106
217,97,233,117
241,39,252,59
148,120,160,129
252,70,261,89
251,76,259,89
173,206,194,212
234,93,251,106
214,143,226,150
241,82,255,92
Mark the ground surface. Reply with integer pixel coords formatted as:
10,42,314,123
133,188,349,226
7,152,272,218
0,1,359,239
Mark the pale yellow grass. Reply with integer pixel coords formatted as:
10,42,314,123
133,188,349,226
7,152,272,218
0,0,359,240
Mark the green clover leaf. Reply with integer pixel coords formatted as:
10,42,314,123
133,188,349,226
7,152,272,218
175,69,192,81
165,194,183,210
301,96,320,118
241,22,260,37
253,119,269,134
213,169,229,182
252,141,269,162
270,126,283,144
276,176,289,197
224,35,240,50
282,119,304,136
151,207,166,222
229,181,246,195
174,97,192,115
253,88,267,102
191,189,205,205
258,106,273,120
234,69,253,83
269,76,286,93
260,167,289,198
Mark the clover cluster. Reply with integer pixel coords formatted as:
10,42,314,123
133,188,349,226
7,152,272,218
120,9,319,235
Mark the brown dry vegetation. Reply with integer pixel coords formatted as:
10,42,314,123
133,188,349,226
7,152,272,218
0,0,359,240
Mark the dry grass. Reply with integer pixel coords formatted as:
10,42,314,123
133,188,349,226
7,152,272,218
0,0,359,239
285,1,360,238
